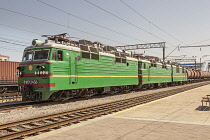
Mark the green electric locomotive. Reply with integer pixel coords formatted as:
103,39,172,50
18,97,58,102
138,59,187,89
18,34,139,101
17,34,189,101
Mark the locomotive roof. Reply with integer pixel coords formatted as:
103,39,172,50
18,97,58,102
25,41,138,62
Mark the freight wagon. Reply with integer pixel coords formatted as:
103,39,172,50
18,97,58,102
0,61,20,92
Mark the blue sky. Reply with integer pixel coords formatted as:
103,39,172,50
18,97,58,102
0,0,210,62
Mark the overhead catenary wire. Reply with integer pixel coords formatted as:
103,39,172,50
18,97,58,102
0,39,28,47
0,8,125,45
36,0,147,43
0,23,41,35
118,0,196,58
83,0,195,58
83,0,175,44
120,0,185,45
0,46,23,53
188,38,210,46
0,4,194,58
0,37,30,45
0,33,32,41
0,22,161,56
0,4,172,57
37,0,167,57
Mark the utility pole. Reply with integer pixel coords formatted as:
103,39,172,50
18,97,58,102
163,46,165,62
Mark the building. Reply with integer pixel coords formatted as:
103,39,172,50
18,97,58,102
180,62,210,71
0,55,9,61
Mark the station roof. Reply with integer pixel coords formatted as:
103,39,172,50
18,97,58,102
0,55,9,58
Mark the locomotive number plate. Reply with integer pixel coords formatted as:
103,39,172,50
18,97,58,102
24,80,38,85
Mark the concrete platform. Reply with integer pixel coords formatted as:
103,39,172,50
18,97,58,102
27,84,210,140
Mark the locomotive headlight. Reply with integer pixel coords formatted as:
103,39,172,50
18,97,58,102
16,72,23,75
36,65,45,70
34,71,48,75
17,66,24,71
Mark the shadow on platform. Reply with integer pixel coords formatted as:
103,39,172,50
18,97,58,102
195,106,210,111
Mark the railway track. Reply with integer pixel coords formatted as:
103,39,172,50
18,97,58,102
0,101,36,112
0,81,200,113
0,81,209,140
0,92,21,103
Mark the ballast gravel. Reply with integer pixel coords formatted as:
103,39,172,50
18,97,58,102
0,83,201,124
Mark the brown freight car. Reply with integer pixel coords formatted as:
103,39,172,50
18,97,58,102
0,61,20,85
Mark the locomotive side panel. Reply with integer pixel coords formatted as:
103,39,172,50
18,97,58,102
18,45,139,101
172,66,187,82
139,61,173,85
49,49,139,91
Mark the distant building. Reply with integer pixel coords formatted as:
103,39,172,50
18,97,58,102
0,55,9,61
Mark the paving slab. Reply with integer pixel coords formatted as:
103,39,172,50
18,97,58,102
27,84,210,140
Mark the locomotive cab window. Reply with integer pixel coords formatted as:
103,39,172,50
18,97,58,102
182,68,185,73
116,57,121,63
151,63,157,67
82,52,90,59
22,51,33,61
122,58,126,63
176,67,180,73
143,63,146,69
138,63,142,69
57,50,63,61
91,53,99,60
52,50,57,60
34,50,49,60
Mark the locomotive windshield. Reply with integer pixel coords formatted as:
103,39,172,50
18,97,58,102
22,51,33,61
34,50,49,60
22,50,49,61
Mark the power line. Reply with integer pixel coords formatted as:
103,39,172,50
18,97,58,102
37,0,173,57
119,0,196,58
118,1,200,57
83,0,169,42
36,0,147,43
0,5,186,58
83,0,191,57
188,38,210,45
0,46,23,52
0,39,28,47
0,7,125,45
120,0,185,44
0,32,32,41
0,23,41,35
0,37,29,45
